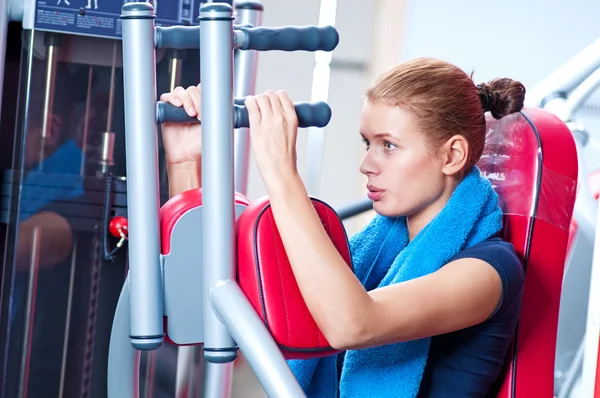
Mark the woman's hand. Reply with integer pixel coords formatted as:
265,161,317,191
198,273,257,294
245,90,299,184
159,85,203,196
159,84,202,167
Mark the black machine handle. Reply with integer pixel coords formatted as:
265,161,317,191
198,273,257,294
155,26,201,49
155,25,339,53
237,25,339,52
156,100,332,129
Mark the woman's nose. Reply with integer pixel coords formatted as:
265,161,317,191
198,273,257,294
359,152,378,176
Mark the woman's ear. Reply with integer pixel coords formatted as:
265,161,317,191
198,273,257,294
441,135,469,177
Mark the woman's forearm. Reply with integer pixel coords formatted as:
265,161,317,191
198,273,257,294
167,161,202,198
265,170,373,348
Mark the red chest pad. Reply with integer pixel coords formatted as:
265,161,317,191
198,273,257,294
236,196,353,359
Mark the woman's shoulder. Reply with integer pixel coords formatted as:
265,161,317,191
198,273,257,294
454,236,521,263
453,237,523,278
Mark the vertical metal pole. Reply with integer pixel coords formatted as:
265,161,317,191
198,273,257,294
232,1,262,196
168,50,183,93
157,47,197,398
199,3,237,398
39,33,60,164
0,0,9,119
120,2,164,351
107,276,140,398
161,50,183,185
19,31,61,398
59,236,77,398
58,66,92,397
58,63,90,390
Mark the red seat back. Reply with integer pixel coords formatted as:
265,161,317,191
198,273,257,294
236,197,352,359
477,108,578,397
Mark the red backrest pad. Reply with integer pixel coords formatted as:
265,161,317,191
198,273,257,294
477,108,578,397
236,196,353,359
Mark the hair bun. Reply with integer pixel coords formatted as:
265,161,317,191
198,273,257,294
477,78,526,119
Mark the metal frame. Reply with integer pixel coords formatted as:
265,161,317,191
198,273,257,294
108,2,339,397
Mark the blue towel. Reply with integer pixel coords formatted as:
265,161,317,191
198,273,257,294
10,139,84,323
18,139,84,223
287,166,503,397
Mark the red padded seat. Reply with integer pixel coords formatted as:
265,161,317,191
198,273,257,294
236,196,352,359
478,108,578,397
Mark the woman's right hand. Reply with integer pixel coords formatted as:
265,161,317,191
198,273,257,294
159,84,202,166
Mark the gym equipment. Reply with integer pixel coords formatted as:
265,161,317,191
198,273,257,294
0,0,209,396
109,2,579,398
526,39,600,397
476,108,577,397
107,2,338,396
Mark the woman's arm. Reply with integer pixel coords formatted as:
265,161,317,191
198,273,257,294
266,171,503,350
167,160,202,197
16,211,73,270
244,90,503,351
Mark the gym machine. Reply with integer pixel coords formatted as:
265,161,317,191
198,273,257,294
0,0,223,396
107,2,338,396
527,37,600,397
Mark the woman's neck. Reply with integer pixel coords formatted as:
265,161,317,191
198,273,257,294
406,181,456,241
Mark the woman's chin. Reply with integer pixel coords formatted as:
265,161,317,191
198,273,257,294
373,201,404,218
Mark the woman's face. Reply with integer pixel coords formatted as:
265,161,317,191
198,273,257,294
359,101,449,219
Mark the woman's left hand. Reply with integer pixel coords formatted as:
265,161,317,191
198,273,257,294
245,90,299,184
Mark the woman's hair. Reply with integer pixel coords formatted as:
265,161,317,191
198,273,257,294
366,57,526,180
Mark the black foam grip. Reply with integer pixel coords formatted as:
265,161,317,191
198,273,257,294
155,26,201,49
234,101,331,128
156,102,201,124
238,25,339,52
157,101,332,129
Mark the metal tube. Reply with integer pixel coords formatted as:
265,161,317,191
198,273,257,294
335,197,373,220
233,1,262,196
526,37,600,107
120,2,164,350
169,50,183,92
175,347,193,397
162,47,189,398
60,66,92,395
0,0,10,120
18,227,42,398
20,31,61,398
14,33,36,398
199,3,237,363
58,236,78,398
563,67,600,121
80,66,94,175
203,362,233,398
161,50,183,185
210,280,306,398
107,276,141,398
557,336,586,398
41,34,59,142
106,40,118,133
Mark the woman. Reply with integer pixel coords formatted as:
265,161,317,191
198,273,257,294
160,57,525,397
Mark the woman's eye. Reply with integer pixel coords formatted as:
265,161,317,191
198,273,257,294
362,138,370,149
384,141,397,151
